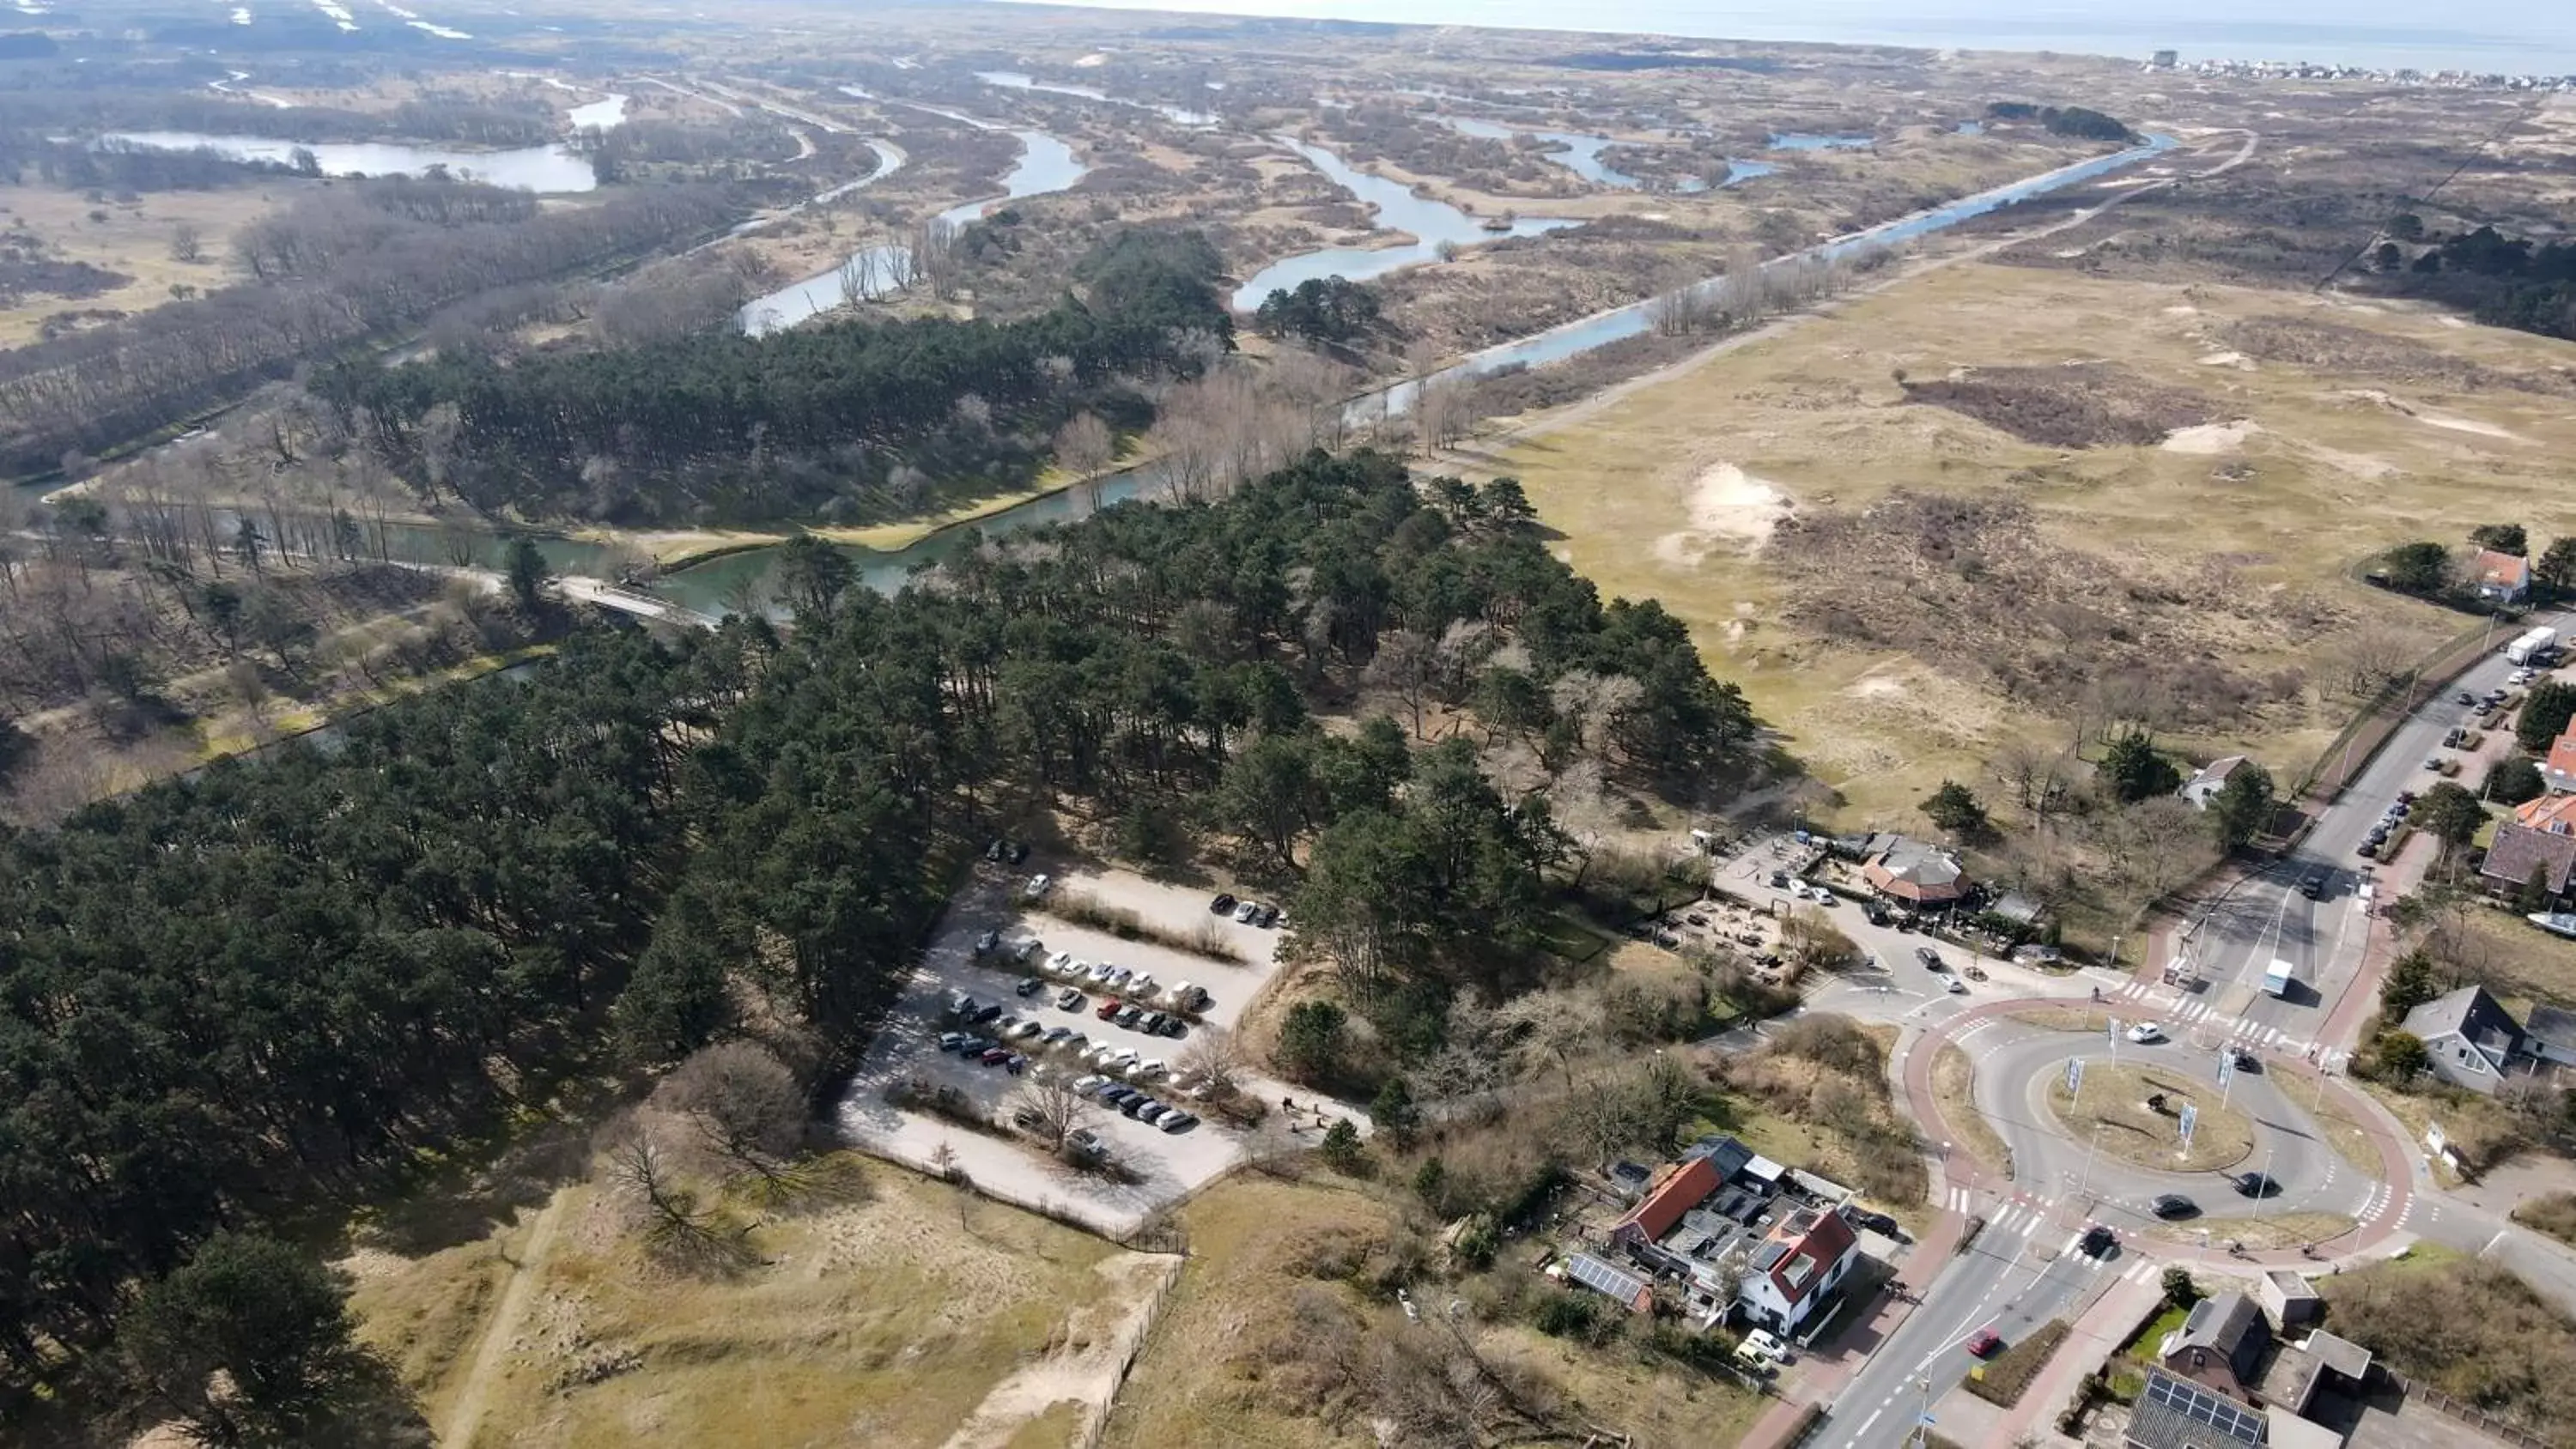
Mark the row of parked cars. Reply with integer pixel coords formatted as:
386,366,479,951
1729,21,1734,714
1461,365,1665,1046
1030,949,1212,1017
1072,1073,1202,1131
1210,892,1280,927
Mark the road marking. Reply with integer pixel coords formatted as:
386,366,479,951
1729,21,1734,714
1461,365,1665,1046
1856,1407,1884,1437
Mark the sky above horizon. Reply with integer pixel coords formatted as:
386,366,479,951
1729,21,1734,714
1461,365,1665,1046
994,0,2576,74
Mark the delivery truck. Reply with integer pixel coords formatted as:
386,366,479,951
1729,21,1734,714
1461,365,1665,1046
2506,625,2560,668
2263,957,2295,997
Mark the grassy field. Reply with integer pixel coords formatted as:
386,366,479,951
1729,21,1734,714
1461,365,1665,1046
1488,260,2576,826
0,184,286,347
1098,1174,1768,1449
346,1159,1163,1449
2046,1061,2255,1173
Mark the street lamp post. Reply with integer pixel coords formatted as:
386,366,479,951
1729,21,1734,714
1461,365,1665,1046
1911,1373,1935,1448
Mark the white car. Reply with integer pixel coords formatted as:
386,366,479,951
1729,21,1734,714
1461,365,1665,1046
1023,873,1052,900
1741,1329,1790,1365
1128,973,1158,998
1135,1057,1168,1079
2125,1022,2166,1044
1946,977,1968,994
1105,965,1133,988
1047,950,1077,975
1086,961,1117,985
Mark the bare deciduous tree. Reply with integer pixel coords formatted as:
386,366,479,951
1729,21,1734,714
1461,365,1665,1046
1177,1026,1246,1099
168,221,204,264
1013,1073,1094,1153
656,1040,805,1187
597,1113,757,1272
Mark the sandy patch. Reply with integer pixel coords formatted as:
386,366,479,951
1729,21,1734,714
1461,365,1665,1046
2162,305,2198,315
935,1253,1179,1449
2439,316,2469,329
2287,440,2398,481
2196,349,2253,369
2160,419,2259,454
1651,462,1793,566
2336,388,2528,443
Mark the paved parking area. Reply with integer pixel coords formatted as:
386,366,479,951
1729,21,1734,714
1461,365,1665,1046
834,864,1293,1236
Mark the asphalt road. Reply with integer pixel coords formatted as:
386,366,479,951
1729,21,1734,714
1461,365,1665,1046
1971,1022,2377,1238
2185,610,2573,1051
1824,1216,2111,1449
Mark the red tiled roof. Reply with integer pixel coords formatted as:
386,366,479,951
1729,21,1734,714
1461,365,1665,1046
1616,1156,1721,1241
1765,1208,1860,1307
2512,793,2576,833
2548,731,2576,786
2475,549,2531,589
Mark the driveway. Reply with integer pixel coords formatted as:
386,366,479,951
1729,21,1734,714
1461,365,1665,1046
835,865,1296,1237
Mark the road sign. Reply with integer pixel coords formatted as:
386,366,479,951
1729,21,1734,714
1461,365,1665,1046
2215,1046,2234,1088
2178,1101,2200,1152
2065,1057,2085,1095
2108,1017,2119,1051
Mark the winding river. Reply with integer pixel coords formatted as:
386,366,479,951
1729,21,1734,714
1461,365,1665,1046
1231,136,1577,308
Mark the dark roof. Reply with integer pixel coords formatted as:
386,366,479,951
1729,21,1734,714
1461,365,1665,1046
2129,1369,2268,1449
2399,984,2524,1055
2168,1291,2271,1385
2526,1003,2576,1054
2482,821,2576,896
1685,1133,1755,1183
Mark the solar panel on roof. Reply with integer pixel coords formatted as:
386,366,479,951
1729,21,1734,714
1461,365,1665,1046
2144,1371,2264,1442
1752,1241,1790,1271
1566,1253,1649,1303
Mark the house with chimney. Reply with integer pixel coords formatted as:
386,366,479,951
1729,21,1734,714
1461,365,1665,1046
2478,793,2576,909
1735,1203,1861,1336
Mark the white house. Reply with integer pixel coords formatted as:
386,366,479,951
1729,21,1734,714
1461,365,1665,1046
1735,1205,1862,1335
2178,755,2251,809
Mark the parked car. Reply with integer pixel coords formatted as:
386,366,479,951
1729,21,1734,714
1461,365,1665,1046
937,1031,972,1052
1047,950,1077,975
1099,1085,1138,1107
1257,904,1280,927
1087,961,1117,985
1966,1329,2003,1358
1010,1021,1045,1041
1023,873,1052,900
1004,1053,1026,1075
1741,1329,1789,1365
2457,690,2476,705
1104,965,1133,989
2298,872,2326,900
1041,1026,1072,1046
1008,842,1030,864
1096,997,1124,1021
1157,1015,1188,1038
1066,1128,1106,1159
1127,973,1158,999
1072,1074,1109,1097
1015,975,1044,997
1115,1005,1144,1028
1210,892,1237,914
978,1046,1012,1065
1121,1094,1157,1119
1139,1010,1168,1034
975,930,1001,955
1157,1111,1198,1133
1057,987,1084,1011
1915,947,1943,969
972,1003,1003,1024
1012,938,1042,965
2151,1194,2199,1220
1235,900,1261,923
2357,840,2380,859
2124,1022,2165,1044
1135,1103,1170,1126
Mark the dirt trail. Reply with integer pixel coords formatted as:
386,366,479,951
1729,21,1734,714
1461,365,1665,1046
1437,130,2258,464
440,1193,567,1449
934,1253,1184,1449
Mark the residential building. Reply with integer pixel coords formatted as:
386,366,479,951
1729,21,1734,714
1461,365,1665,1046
2126,1369,2268,1449
2179,755,2253,809
1736,1203,1860,1335
2482,805,2576,906
2254,1329,2372,1416
1859,834,1971,907
1609,1155,1722,1250
2159,1290,2273,1403
2524,1004,2576,1069
2472,549,2532,603
2545,721,2576,795
2398,984,2526,1093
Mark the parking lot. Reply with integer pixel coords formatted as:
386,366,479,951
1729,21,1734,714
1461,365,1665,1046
835,864,1297,1236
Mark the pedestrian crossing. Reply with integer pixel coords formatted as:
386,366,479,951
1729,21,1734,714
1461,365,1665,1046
1943,1187,2154,1274
2100,979,2317,1058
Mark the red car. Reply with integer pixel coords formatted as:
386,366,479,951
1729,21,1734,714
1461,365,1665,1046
978,1046,1012,1066
1095,996,1124,1021
1966,1329,2002,1358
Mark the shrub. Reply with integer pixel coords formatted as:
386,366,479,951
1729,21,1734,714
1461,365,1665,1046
1964,1319,2069,1407
2161,1266,2200,1307
1035,888,1244,962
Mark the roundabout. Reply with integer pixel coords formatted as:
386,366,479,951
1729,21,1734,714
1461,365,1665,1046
1905,996,2410,1264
